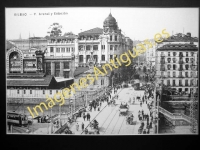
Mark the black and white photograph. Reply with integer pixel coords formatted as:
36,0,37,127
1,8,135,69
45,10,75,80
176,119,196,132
6,7,199,135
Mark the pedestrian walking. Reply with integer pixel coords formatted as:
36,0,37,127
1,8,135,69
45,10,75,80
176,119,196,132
83,114,86,121
143,129,146,134
147,128,150,134
94,106,96,111
149,122,152,128
81,122,84,131
140,102,142,107
86,113,90,121
147,120,149,126
76,123,79,131
100,102,102,107
143,114,146,120
88,113,91,121
98,106,100,111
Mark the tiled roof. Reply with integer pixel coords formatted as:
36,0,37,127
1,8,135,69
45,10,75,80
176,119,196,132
7,75,53,86
157,43,198,50
74,67,90,77
48,35,78,40
6,41,16,50
163,33,198,42
79,27,103,36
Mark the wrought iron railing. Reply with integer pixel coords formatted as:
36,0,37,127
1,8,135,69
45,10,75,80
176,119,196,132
158,106,197,124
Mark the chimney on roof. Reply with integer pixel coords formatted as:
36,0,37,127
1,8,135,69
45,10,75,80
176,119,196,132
187,32,191,37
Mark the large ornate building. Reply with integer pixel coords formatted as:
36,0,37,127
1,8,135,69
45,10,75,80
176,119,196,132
156,42,198,94
44,13,133,87
6,13,133,91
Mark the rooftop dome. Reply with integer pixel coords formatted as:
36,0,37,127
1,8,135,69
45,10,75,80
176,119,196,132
103,13,117,27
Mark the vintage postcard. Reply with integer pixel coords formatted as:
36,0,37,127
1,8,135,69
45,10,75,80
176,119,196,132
6,7,199,135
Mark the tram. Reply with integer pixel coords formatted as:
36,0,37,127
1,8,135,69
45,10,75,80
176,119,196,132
7,111,28,127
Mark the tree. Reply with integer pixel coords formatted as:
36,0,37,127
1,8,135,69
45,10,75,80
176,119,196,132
63,32,74,36
47,23,62,37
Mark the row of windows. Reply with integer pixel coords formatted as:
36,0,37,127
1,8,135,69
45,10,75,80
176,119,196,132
79,54,118,62
50,39,74,43
161,64,194,70
80,36,99,40
166,79,198,86
110,35,118,41
17,90,60,95
110,45,119,50
161,71,197,77
175,88,197,93
161,58,195,63
161,52,194,56
78,45,117,51
46,62,70,69
79,45,98,51
50,47,74,53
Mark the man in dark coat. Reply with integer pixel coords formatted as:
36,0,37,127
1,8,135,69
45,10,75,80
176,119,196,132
87,113,91,121
81,122,84,131
83,113,86,121
147,128,150,134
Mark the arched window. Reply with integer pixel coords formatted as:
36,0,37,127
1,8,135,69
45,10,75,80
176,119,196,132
173,58,176,63
173,64,176,70
86,45,90,50
167,64,171,70
167,58,171,63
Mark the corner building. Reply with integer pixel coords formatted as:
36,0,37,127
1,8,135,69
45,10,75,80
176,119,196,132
75,13,133,79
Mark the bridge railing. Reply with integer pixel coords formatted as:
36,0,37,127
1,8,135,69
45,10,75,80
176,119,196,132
158,106,197,124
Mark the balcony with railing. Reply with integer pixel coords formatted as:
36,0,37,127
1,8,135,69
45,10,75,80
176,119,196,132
178,75,184,78
179,53,184,57
160,53,165,57
160,75,165,78
178,60,184,64
178,68,184,71
160,60,165,64
160,67,165,71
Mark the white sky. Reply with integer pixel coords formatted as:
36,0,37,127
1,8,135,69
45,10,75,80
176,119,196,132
6,7,199,41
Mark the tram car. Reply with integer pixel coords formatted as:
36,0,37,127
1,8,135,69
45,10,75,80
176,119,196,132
7,111,28,127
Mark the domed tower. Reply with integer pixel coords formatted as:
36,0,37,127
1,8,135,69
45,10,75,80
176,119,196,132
103,13,119,33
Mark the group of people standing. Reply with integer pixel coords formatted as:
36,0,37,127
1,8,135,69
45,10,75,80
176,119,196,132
137,93,154,134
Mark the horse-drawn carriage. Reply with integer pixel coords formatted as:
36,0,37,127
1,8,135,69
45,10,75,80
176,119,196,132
119,102,129,116
126,113,134,125
89,119,99,130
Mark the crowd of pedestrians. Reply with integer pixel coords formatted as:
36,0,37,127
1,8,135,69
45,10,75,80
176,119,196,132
137,84,155,134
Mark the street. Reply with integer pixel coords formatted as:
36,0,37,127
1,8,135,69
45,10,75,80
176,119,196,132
68,85,154,135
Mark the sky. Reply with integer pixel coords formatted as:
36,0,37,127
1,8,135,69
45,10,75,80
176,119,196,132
6,7,199,41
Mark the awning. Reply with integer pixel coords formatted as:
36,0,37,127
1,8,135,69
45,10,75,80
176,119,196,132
55,77,74,82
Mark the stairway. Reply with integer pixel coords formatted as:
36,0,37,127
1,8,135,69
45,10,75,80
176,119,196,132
158,106,197,124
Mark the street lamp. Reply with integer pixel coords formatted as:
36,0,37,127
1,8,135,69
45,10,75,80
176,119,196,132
70,100,73,119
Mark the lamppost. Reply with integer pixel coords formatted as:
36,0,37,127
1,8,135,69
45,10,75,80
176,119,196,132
50,107,53,134
70,100,73,119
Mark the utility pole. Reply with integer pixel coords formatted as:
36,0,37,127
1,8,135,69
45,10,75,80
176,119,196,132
86,91,87,106
74,96,76,112
50,107,53,134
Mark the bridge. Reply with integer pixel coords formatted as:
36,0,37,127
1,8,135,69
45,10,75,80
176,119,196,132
158,106,197,125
